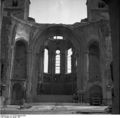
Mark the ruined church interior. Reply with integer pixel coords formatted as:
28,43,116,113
0,0,120,114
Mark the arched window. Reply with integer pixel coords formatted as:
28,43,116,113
53,36,63,40
89,42,99,59
44,49,48,73
12,0,18,7
50,36,63,40
98,1,106,8
55,50,60,74
67,48,73,73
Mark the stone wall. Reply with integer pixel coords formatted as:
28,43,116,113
1,16,112,105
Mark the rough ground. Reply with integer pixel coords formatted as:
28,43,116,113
0,103,108,114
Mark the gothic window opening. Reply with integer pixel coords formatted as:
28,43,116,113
52,36,63,40
44,49,48,73
12,0,18,7
98,1,106,8
55,50,60,74
67,48,73,73
89,43,99,59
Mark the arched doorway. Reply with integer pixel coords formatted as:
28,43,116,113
11,40,27,104
89,41,101,82
11,83,24,105
89,85,103,105
13,40,27,80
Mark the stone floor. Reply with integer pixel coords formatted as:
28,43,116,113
0,103,109,114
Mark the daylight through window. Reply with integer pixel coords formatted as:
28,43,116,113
53,36,63,40
44,49,48,73
67,48,72,73
55,50,60,74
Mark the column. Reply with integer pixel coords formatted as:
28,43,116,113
108,0,120,113
61,50,66,74
76,50,85,91
26,49,33,102
0,0,4,89
72,50,76,74
5,45,15,104
51,51,55,76
48,50,52,74
76,51,81,90
39,49,44,82
32,53,40,97
0,0,5,105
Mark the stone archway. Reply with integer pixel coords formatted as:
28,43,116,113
32,25,81,54
13,40,27,80
11,40,27,104
29,26,81,102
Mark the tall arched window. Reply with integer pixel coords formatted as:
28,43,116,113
67,48,73,73
44,49,48,73
12,0,18,7
55,50,60,74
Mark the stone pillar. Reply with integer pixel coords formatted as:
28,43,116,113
108,0,120,114
0,0,4,99
101,51,107,105
4,21,17,104
0,1,2,87
83,51,88,90
39,49,44,82
26,48,42,102
32,53,40,99
103,0,120,113
105,35,112,105
86,51,89,86
5,45,15,104
48,50,52,74
26,49,33,102
80,51,85,90
51,51,55,76
76,51,82,90
61,50,66,74
72,50,76,74
85,51,89,102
